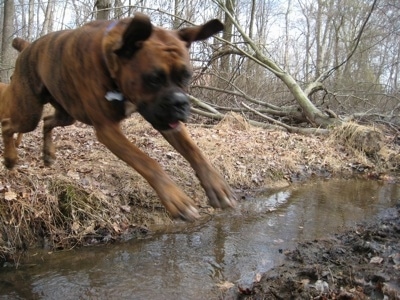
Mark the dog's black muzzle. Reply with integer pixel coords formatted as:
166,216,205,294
138,89,191,131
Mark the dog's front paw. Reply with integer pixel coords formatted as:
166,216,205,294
201,172,237,209
43,154,55,166
160,188,200,221
3,157,17,170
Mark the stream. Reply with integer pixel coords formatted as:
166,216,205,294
0,178,399,300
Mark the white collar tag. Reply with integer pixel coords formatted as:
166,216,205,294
105,90,124,101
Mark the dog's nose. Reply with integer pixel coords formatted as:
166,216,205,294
169,92,190,114
171,92,188,107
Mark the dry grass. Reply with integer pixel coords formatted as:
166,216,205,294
0,114,398,261
330,121,383,155
329,121,399,171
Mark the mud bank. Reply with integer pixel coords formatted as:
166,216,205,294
224,205,400,299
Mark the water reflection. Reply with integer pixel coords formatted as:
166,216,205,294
0,179,398,300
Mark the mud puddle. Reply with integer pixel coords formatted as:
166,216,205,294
0,179,398,299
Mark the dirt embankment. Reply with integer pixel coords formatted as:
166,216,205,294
0,113,399,273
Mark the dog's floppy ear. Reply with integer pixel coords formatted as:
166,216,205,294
103,13,152,78
178,19,224,47
114,13,152,58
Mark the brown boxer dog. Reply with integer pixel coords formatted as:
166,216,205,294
2,13,236,220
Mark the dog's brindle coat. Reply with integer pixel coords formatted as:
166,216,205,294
2,13,236,220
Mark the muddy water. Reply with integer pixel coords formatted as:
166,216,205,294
0,179,399,300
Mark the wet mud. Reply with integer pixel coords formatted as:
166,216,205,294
227,205,400,299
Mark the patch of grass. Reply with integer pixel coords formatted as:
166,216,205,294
0,174,131,264
48,177,130,246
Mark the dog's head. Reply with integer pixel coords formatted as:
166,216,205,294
102,13,223,131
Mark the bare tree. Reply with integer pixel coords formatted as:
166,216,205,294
173,0,181,28
114,0,123,19
0,0,14,83
95,0,112,20
40,0,55,36
220,0,235,75
28,0,35,38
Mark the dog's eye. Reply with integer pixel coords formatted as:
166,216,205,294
177,70,192,87
145,71,166,89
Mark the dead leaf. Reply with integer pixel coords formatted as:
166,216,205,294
216,281,235,290
4,191,17,201
67,170,80,181
82,224,95,235
71,222,80,233
273,239,284,244
111,223,121,233
370,256,383,264
301,279,310,286
120,205,131,213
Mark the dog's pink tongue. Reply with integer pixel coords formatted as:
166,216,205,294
169,122,180,129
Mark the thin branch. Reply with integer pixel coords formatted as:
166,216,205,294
241,102,329,135
189,95,223,116
191,84,280,110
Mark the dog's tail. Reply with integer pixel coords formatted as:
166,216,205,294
12,37,30,53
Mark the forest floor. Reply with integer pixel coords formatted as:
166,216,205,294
0,111,399,299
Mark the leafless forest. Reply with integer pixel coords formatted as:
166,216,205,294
0,0,399,131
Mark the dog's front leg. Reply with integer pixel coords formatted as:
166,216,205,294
161,124,236,209
94,123,200,221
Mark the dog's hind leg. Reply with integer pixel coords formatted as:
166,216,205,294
1,96,44,169
42,107,75,166
1,118,19,169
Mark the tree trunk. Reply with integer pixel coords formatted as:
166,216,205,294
0,0,15,83
41,0,55,36
114,0,123,19
28,0,35,38
283,0,291,69
95,0,112,20
220,0,235,75
173,0,181,29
